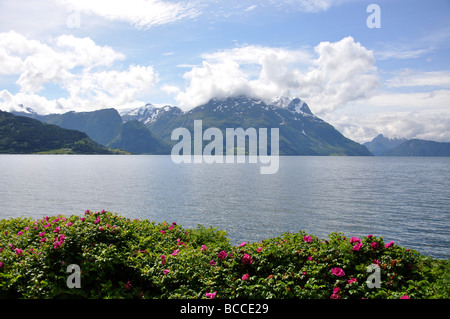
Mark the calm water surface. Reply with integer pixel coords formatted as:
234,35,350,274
0,155,448,259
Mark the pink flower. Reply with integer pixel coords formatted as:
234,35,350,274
400,295,409,299
209,260,216,266
66,222,73,227
40,237,47,242
373,259,380,265
161,255,166,264
43,223,51,228
38,232,46,237
331,267,345,277
99,226,104,231
168,225,174,231
350,237,361,244
94,217,100,224
238,242,247,247
303,235,312,242
242,273,249,281
307,255,313,261
15,248,23,255
0,262,3,268
172,249,179,256
80,217,85,222
163,269,170,275
53,226,61,233
352,243,363,251
201,244,207,251
257,247,263,253
367,234,373,238
124,281,132,290
242,254,253,265
348,278,357,284
218,250,227,260
333,287,340,294
371,242,379,249
16,231,23,236
160,230,165,234
330,293,341,299
385,241,394,248
205,291,217,299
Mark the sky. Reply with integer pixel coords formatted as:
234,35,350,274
0,0,449,143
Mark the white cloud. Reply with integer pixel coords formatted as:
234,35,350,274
55,0,200,29
329,110,450,144
0,31,157,114
175,37,379,113
385,70,450,88
324,88,450,143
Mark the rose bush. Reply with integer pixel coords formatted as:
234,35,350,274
0,210,448,299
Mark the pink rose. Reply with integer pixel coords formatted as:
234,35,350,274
352,243,363,251
371,242,379,249
242,254,253,265
205,291,217,299
331,267,345,277
350,237,361,244
257,247,263,253
218,250,227,260
242,273,249,281
163,269,170,275
209,260,216,266
385,241,394,248
303,235,312,242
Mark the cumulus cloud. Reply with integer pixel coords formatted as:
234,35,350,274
175,37,379,113
0,31,157,114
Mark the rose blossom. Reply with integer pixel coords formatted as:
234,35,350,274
242,254,253,265
331,267,345,277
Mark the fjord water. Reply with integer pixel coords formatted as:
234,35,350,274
0,155,448,259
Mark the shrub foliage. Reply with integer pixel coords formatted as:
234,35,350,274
0,211,448,299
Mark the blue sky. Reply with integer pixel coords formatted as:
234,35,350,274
0,0,449,142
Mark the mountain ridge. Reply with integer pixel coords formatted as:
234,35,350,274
10,96,372,156
0,110,126,154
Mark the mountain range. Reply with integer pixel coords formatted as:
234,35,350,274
364,134,450,157
8,96,449,156
13,96,372,156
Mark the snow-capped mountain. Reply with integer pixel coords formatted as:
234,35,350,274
144,96,372,156
120,103,182,125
